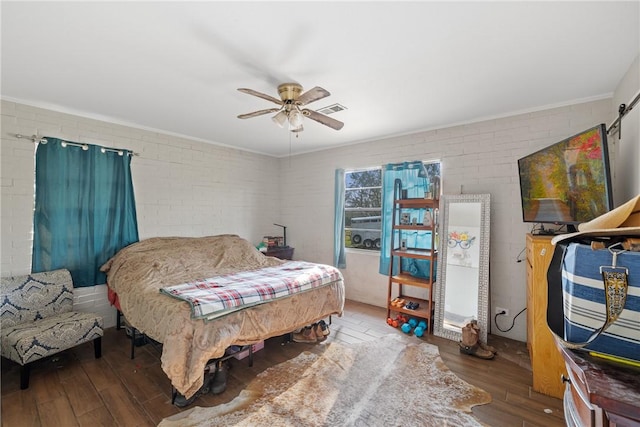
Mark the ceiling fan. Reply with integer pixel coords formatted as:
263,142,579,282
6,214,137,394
237,83,344,133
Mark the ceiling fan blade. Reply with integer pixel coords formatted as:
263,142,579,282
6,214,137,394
238,108,281,119
297,86,331,106
302,109,344,130
237,88,283,105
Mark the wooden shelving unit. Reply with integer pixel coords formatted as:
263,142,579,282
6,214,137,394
386,180,438,332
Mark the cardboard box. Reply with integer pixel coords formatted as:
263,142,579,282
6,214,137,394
232,340,264,360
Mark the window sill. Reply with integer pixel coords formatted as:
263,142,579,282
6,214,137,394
345,248,380,256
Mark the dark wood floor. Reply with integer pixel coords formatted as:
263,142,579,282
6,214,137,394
1,300,565,427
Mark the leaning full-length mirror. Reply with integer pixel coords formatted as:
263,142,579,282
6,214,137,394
434,194,490,343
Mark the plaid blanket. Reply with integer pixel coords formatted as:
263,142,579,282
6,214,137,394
160,261,342,321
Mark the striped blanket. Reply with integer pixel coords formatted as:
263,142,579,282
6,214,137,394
160,261,342,321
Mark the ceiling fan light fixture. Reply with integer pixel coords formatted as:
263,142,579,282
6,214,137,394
238,83,344,132
272,110,287,128
288,108,304,129
277,83,303,102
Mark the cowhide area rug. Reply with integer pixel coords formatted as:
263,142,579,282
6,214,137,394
159,334,491,427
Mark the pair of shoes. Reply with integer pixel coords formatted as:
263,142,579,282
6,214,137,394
174,370,213,407
173,359,230,406
458,322,494,360
405,301,419,310
459,343,495,360
293,326,319,343
467,320,497,354
390,298,405,308
294,321,331,343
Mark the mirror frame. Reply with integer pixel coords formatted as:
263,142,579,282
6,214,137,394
433,193,491,343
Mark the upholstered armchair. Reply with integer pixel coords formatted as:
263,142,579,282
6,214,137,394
0,269,104,389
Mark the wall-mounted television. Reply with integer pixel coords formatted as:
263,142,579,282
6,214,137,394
518,124,613,231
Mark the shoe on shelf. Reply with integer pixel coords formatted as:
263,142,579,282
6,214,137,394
390,298,402,307
293,326,318,343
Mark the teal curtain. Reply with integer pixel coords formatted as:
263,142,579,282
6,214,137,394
378,161,432,277
333,168,346,268
32,138,139,287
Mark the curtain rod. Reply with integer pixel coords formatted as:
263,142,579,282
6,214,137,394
14,134,140,156
607,90,640,138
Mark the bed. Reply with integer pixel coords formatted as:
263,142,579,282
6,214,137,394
100,234,345,399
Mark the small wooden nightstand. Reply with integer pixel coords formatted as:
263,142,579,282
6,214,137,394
264,246,294,260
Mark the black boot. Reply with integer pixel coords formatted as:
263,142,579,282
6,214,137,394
173,391,197,407
210,360,228,394
174,369,215,407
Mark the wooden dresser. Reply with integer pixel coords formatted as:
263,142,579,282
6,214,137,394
559,345,640,426
526,233,567,399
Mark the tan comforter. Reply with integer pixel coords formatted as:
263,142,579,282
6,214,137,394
100,235,345,398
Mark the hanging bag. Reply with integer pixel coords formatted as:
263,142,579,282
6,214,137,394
546,195,640,364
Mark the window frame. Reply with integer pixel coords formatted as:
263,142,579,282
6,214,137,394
343,166,383,252
342,161,442,253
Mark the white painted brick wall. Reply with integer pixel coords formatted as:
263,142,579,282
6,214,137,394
279,98,613,342
1,100,281,328
2,93,633,342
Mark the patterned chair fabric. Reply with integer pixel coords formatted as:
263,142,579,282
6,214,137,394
0,269,104,388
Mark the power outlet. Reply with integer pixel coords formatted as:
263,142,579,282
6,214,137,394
495,307,510,317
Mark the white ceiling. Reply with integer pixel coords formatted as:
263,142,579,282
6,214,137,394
2,2,639,157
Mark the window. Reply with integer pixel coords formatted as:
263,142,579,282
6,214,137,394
343,162,442,252
344,168,382,250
